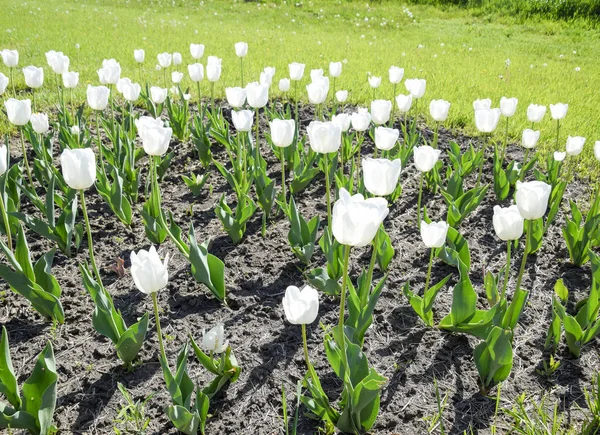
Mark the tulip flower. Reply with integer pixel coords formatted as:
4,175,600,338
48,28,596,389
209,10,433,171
279,78,290,92
87,85,110,111
332,113,351,132
135,116,172,156
595,141,600,162
270,119,295,202
307,120,341,227
231,109,254,132
282,284,320,370
171,71,183,84
289,62,305,81
351,108,371,132
527,104,546,124
1,49,18,96
150,86,168,105
310,69,324,81
368,75,381,89
188,64,204,103
473,98,492,111
46,51,69,75
329,61,342,78
4,98,31,126
420,220,449,293
475,108,501,133
516,180,551,220
31,113,49,135
122,81,141,102
550,103,568,120
374,126,399,151
0,144,10,248
202,324,229,354
522,129,540,149
404,78,426,99
566,136,585,156
246,81,268,109
363,157,401,196
389,66,404,84
260,68,275,88
134,49,145,63
131,245,169,360
414,145,441,225
171,52,182,66
62,71,79,89
22,66,44,110
157,52,172,68
554,151,566,162
71,125,80,136
97,59,121,85
306,78,329,106
370,100,392,126
206,57,222,110
500,97,518,117
336,90,348,103
0,73,8,96
396,93,413,113
235,41,248,58
429,99,450,122
493,204,524,299
190,43,205,59
226,87,246,109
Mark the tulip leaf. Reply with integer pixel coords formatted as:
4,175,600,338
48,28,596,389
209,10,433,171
306,267,341,296
191,114,212,168
188,224,226,302
116,313,149,364
375,229,394,272
0,327,20,409
165,405,200,435
287,196,320,265
474,326,514,391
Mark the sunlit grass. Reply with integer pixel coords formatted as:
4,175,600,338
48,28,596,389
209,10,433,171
1,0,599,175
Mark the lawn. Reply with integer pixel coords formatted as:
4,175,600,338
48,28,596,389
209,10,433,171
2,0,600,174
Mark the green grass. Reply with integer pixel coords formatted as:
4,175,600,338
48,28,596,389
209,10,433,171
2,0,600,175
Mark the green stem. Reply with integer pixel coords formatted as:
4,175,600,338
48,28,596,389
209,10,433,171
0,192,12,250
337,245,351,374
364,228,380,307
476,134,489,187
501,240,512,300
19,128,34,192
32,88,36,113
515,220,532,293
255,110,260,164
373,146,379,158
417,172,423,228
424,248,434,294
556,120,560,150
324,152,332,229
240,58,244,88
70,88,75,125
152,291,166,362
520,149,531,182
96,112,106,176
433,121,439,148
501,116,509,163
10,68,15,96
210,82,215,114
301,324,311,370
355,131,363,187
280,147,286,205
197,81,202,114
80,190,102,285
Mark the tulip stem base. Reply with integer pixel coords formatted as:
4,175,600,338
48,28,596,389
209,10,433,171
515,220,532,293
0,192,12,251
337,245,351,374
80,190,102,286
301,324,311,371
152,291,166,362
424,248,434,294
501,240,512,301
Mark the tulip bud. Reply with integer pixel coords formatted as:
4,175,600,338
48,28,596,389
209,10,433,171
235,41,248,58
475,108,501,133
566,136,585,156
231,109,254,132
246,81,269,108
187,63,204,82
135,116,172,156
420,220,449,248
70,125,80,135
190,43,205,60
130,246,169,294
278,78,290,92
150,86,168,104
336,90,348,103
172,52,182,66
473,98,492,111
595,141,600,162
202,324,228,353
60,148,96,190
404,78,426,99
429,99,451,122
306,78,329,104
389,66,404,84
23,66,44,89
370,100,392,125
554,152,566,162
270,119,295,148
414,145,441,173
206,62,221,82
351,108,371,132
171,71,183,84
97,59,121,85
521,129,540,149
307,121,341,154
0,145,7,176
332,113,351,132
527,104,546,123
500,97,518,117
134,49,145,63
30,113,49,134
1,49,18,68
0,73,8,95
86,85,110,111
368,75,381,89
363,158,401,196
157,52,172,68
62,71,79,89
4,98,31,126
282,285,319,325
515,180,551,220
332,188,389,247
493,205,524,241
329,61,342,78
225,87,246,109
396,93,413,113
550,103,568,120
289,62,305,81
374,127,400,151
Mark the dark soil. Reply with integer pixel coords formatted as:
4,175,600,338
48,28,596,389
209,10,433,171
1,100,598,435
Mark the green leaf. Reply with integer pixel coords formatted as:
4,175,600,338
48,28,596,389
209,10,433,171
115,313,149,364
165,405,200,435
0,327,20,409
188,224,226,302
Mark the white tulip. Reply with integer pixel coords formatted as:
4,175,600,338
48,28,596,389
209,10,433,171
86,85,110,111
404,78,426,98
522,129,540,149
188,63,204,82
246,82,269,108
202,324,228,353
23,66,44,88
171,71,183,84
527,104,546,123
289,62,305,81
475,108,501,133
60,148,96,190
332,113,351,132
4,98,31,126
30,113,49,134
135,116,172,156
414,145,441,172
420,220,449,248
370,100,392,125
134,49,145,63
231,109,254,132
473,98,492,111
307,121,341,154
429,99,451,122
329,61,342,78
554,152,566,162
374,127,399,151
225,87,247,109
62,71,79,89
282,285,319,325
150,86,168,105
500,97,518,117
336,90,348,103
493,205,524,241
190,43,205,60
157,52,172,68
1,49,18,67
235,41,248,58
0,73,8,95
0,145,7,176
550,103,568,120
389,66,404,84
363,158,402,196
279,78,290,92
368,75,382,89
130,246,169,295
172,52,182,66
515,180,551,220
396,94,413,113
270,119,295,148
566,136,585,156
351,108,371,132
